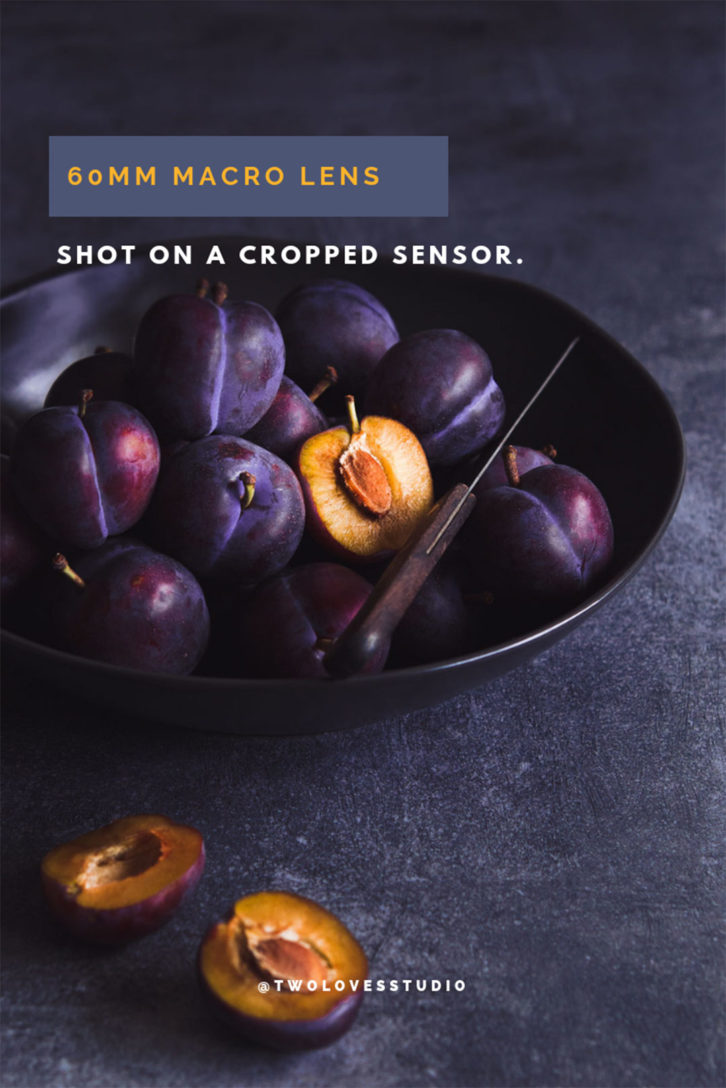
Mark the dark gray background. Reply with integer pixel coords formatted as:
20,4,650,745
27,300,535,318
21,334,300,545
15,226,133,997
1,3,724,1086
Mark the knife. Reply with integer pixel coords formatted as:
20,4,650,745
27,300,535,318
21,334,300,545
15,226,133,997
323,335,581,678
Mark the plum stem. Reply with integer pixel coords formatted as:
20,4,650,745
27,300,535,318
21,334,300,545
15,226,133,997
52,553,85,589
196,278,210,299
239,471,256,511
503,445,520,487
79,389,94,419
314,636,336,654
93,346,112,354
345,395,361,435
211,282,229,307
308,366,338,404
541,444,558,459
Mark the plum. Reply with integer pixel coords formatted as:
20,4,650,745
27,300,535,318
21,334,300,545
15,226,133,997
237,562,389,678
389,561,474,667
1,455,51,600
51,540,210,674
44,349,135,407
198,890,367,1049
276,279,398,402
10,393,160,550
244,366,336,463
296,396,434,563
133,282,284,441
365,329,506,465
146,435,305,584
42,814,205,944
464,446,614,607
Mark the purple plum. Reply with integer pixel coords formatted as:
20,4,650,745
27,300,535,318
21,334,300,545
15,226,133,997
133,282,285,441
10,394,160,550
365,329,506,466
244,370,333,463
390,563,474,667
146,436,305,585
50,539,210,674
276,279,398,402
465,450,614,607
237,562,390,678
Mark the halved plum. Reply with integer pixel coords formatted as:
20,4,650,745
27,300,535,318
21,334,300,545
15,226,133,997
198,890,367,1050
296,397,433,562
41,814,205,943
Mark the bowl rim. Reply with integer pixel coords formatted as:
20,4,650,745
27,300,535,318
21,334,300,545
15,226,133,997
0,248,687,691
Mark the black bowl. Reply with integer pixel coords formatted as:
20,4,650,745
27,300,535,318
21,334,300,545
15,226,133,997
0,243,685,735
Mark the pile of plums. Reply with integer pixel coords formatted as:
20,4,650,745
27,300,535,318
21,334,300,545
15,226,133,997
1,277,614,678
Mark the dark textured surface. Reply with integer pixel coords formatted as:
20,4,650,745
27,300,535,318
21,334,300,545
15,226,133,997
1,3,724,1086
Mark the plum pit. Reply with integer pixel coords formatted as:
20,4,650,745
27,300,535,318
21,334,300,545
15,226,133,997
78,830,164,889
231,918,330,990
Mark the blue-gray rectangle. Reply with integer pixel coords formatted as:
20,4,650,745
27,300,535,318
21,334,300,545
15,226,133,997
49,136,448,217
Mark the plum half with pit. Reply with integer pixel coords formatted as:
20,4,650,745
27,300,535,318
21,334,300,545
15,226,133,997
237,562,389,678
10,393,160,550
198,890,367,1050
51,540,210,674
41,814,205,944
365,328,506,466
276,279,398,403
296,396,433,563
147,435,305,585
244,367,337,463
133,282,284,441
465,446,614,608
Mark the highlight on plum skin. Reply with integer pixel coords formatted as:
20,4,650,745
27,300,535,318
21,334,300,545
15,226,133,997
198,890,368,1050
41,814,205,944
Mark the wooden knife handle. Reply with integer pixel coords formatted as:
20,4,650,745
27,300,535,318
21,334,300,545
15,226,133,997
323,482,477,679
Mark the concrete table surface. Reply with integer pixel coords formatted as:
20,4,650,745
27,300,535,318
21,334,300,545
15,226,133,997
1,3,724,1086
